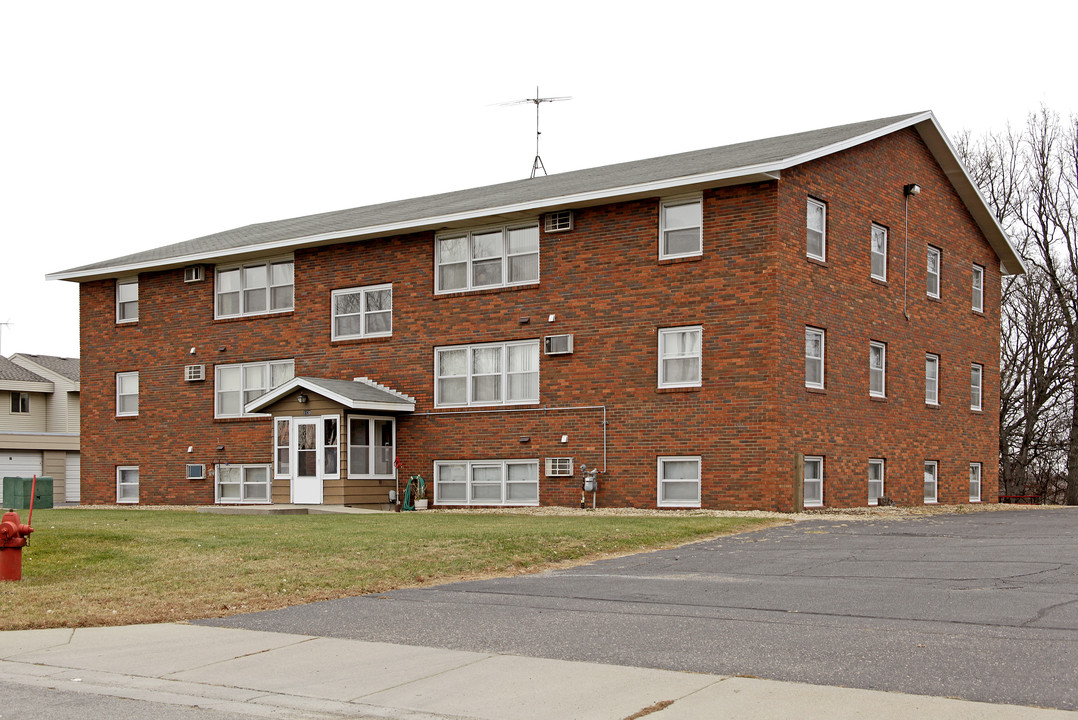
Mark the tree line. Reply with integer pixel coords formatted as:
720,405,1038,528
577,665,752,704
957,108,1078,504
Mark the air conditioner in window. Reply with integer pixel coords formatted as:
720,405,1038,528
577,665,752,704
184,364,206,382
544,334,573,355
544,210,573,233
184,265,205,283
545,458,574,477
186,463,206,480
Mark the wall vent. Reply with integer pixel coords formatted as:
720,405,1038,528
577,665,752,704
545,457,574,477
544,334,574,355
184,364,206,382
544,210,573,233
186,463,206,480
184,265,205,283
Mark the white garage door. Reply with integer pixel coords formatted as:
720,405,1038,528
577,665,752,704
66,452,81,503
0,450,44,504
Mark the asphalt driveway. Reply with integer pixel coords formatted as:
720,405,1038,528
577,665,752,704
202,508,1078,710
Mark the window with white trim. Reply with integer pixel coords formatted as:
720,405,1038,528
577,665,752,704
871,224,888,281
274,418,290,478
10,391,30,414
971,363,983,411
348,416,395,478
435,223,539,294
658,326,702,388
868,459,884,506
658,456,701,508
927,246,941,298
215,464,271,504
972,264,984,312
869,342,886,398
331,284,392,340
117,466,139,503
116,371,139,417
804,456,823,507
969,462,982,502
214,360,295,418
434,460,540,506
116,277,138,323
807,198,826,261
659,196,702,259
924,460,938,503
323,416,340,479
215,258,294,318
435,340,539,407
805,327,825,389
926,354,940,405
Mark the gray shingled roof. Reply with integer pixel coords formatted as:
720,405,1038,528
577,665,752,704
296,377,413,406
54,113,925,278
15,354,80,382
0,356,49,383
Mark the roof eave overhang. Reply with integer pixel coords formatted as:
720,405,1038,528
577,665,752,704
244,377,415,414
0,380,54,393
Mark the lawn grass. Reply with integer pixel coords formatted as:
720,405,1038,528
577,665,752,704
0,509,779,631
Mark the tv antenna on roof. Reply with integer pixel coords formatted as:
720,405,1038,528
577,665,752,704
499,86,571,179
0,319,11,357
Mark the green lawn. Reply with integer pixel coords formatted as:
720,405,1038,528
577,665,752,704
0,509,779,631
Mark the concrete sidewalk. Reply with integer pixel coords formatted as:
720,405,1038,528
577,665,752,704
1,623,1073,720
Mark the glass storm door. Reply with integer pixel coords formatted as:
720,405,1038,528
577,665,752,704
291,418,323,504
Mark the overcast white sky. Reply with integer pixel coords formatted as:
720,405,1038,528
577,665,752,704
2,1,1076,359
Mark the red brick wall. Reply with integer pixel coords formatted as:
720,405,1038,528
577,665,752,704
78,128,1000,510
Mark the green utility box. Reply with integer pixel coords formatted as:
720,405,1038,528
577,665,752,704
2,477,53,510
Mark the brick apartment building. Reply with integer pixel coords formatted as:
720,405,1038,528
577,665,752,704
50,111,1023,511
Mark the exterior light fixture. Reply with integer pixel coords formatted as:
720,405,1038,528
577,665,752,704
904,183,921,197
297,394,309,404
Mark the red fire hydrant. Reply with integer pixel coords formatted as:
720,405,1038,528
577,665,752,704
0,511,33,581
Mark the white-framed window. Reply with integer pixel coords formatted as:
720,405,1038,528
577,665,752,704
323,415,340,479
971,363,983,411
659,196,702,259
274,418,290,478
434,460,540,506
869,342,886,398
924,460,938,503
870,224,888,281
658,326,702,388
116,371,139,417
868,459,885,506
658,456,701,508
805,327,825,389
972,264,984,312
348,416,395,478
116,466,139,503
331,283,392,340
804,456,823,507
215,257,294,318
116,277,139,323
435,340,539,408
927,246,941,298
969,462,982,502
435,223,539,294
214,359,295,418
926,353,940,405
806,198,826,261
9,391,30,414
215,464,271,504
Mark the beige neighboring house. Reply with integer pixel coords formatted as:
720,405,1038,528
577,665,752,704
0,354,80,505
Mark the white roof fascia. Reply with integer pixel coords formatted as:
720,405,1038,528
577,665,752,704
244,377,415,414
0,380,54,393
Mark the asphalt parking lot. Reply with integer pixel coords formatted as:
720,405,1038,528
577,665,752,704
203,508,1078,710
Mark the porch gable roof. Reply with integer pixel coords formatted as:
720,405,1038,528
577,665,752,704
244,376,416,414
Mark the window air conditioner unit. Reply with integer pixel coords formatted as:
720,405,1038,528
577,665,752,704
184,265,204,283
544,210,573,233
184,364,206,382
545,458,574,477
544,334,573,355
186,463,206,480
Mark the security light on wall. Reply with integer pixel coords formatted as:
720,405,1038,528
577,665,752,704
297,394,309,404
904,183,921,197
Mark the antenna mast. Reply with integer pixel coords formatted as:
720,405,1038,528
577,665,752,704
0,320,11,357
500,86,571,178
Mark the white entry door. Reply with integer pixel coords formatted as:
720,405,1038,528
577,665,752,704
291,418,323,504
